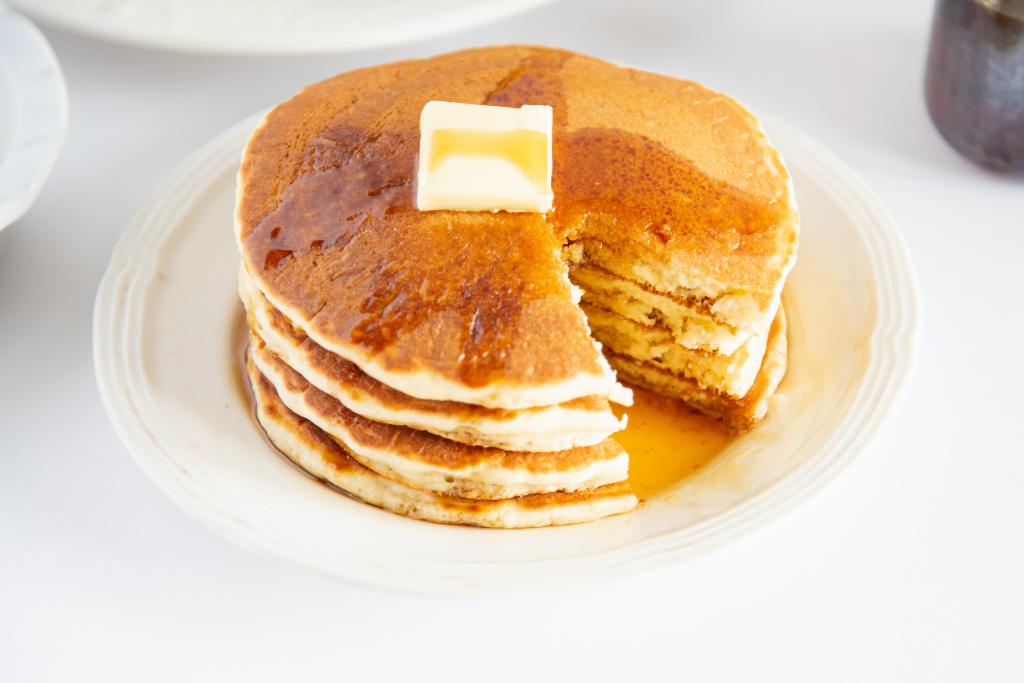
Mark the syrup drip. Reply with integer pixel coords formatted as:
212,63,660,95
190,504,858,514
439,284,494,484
615,386,731,500
242,50,784,389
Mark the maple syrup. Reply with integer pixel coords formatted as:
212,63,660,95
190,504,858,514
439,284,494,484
614,385,732,500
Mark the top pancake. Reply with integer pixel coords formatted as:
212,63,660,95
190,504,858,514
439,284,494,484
236,46,798,410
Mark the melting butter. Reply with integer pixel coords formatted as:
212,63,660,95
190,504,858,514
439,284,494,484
416,101,553,213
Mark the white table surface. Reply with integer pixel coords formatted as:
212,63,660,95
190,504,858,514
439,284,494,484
3,0,1022,680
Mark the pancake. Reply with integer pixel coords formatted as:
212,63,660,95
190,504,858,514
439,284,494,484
235,46,798,412
248,336,631,500
248,357,637,528
239,267,625,452
581,304,769,399
235,45,799,526
568,260,749,355
607,307,788,432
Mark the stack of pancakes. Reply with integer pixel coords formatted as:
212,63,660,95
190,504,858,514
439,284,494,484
234,46,799,527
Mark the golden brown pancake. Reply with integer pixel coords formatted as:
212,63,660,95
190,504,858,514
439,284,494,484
234,46,798,527
607,307,788,432
235,45,797,411
239,267,624,451
248,336,630,500
580,304,769,399
247,357,637,528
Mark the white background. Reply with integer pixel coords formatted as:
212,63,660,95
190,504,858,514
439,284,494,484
3,0,1023,680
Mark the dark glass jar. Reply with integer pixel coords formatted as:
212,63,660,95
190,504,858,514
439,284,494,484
925,0,1024,172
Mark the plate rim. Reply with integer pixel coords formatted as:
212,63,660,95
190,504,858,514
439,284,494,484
8,0,556,55
0,5,67,232
93,113,922,596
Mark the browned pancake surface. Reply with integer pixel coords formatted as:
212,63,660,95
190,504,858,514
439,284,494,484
249,284,610,422
238,46,795,392
250,364,633,519
253,336,626,473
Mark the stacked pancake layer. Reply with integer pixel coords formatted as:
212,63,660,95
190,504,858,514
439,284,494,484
241,268,637,527
234,46,799,527
569,248,793,431
247,356,635,528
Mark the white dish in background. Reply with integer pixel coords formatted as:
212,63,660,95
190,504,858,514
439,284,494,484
0,4,66,237
9,0,555,54
93,113,921,597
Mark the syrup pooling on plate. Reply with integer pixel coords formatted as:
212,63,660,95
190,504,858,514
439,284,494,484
240,47,788,390
615,386,731,500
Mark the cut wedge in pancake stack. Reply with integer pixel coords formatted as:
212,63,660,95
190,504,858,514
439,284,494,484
233,46,799,527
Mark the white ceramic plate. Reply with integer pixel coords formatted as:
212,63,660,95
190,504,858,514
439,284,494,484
0,4,66,237
9,0,554,54
94,114,921,596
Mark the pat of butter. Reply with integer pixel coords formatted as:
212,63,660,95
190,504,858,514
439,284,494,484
416,101,553,213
